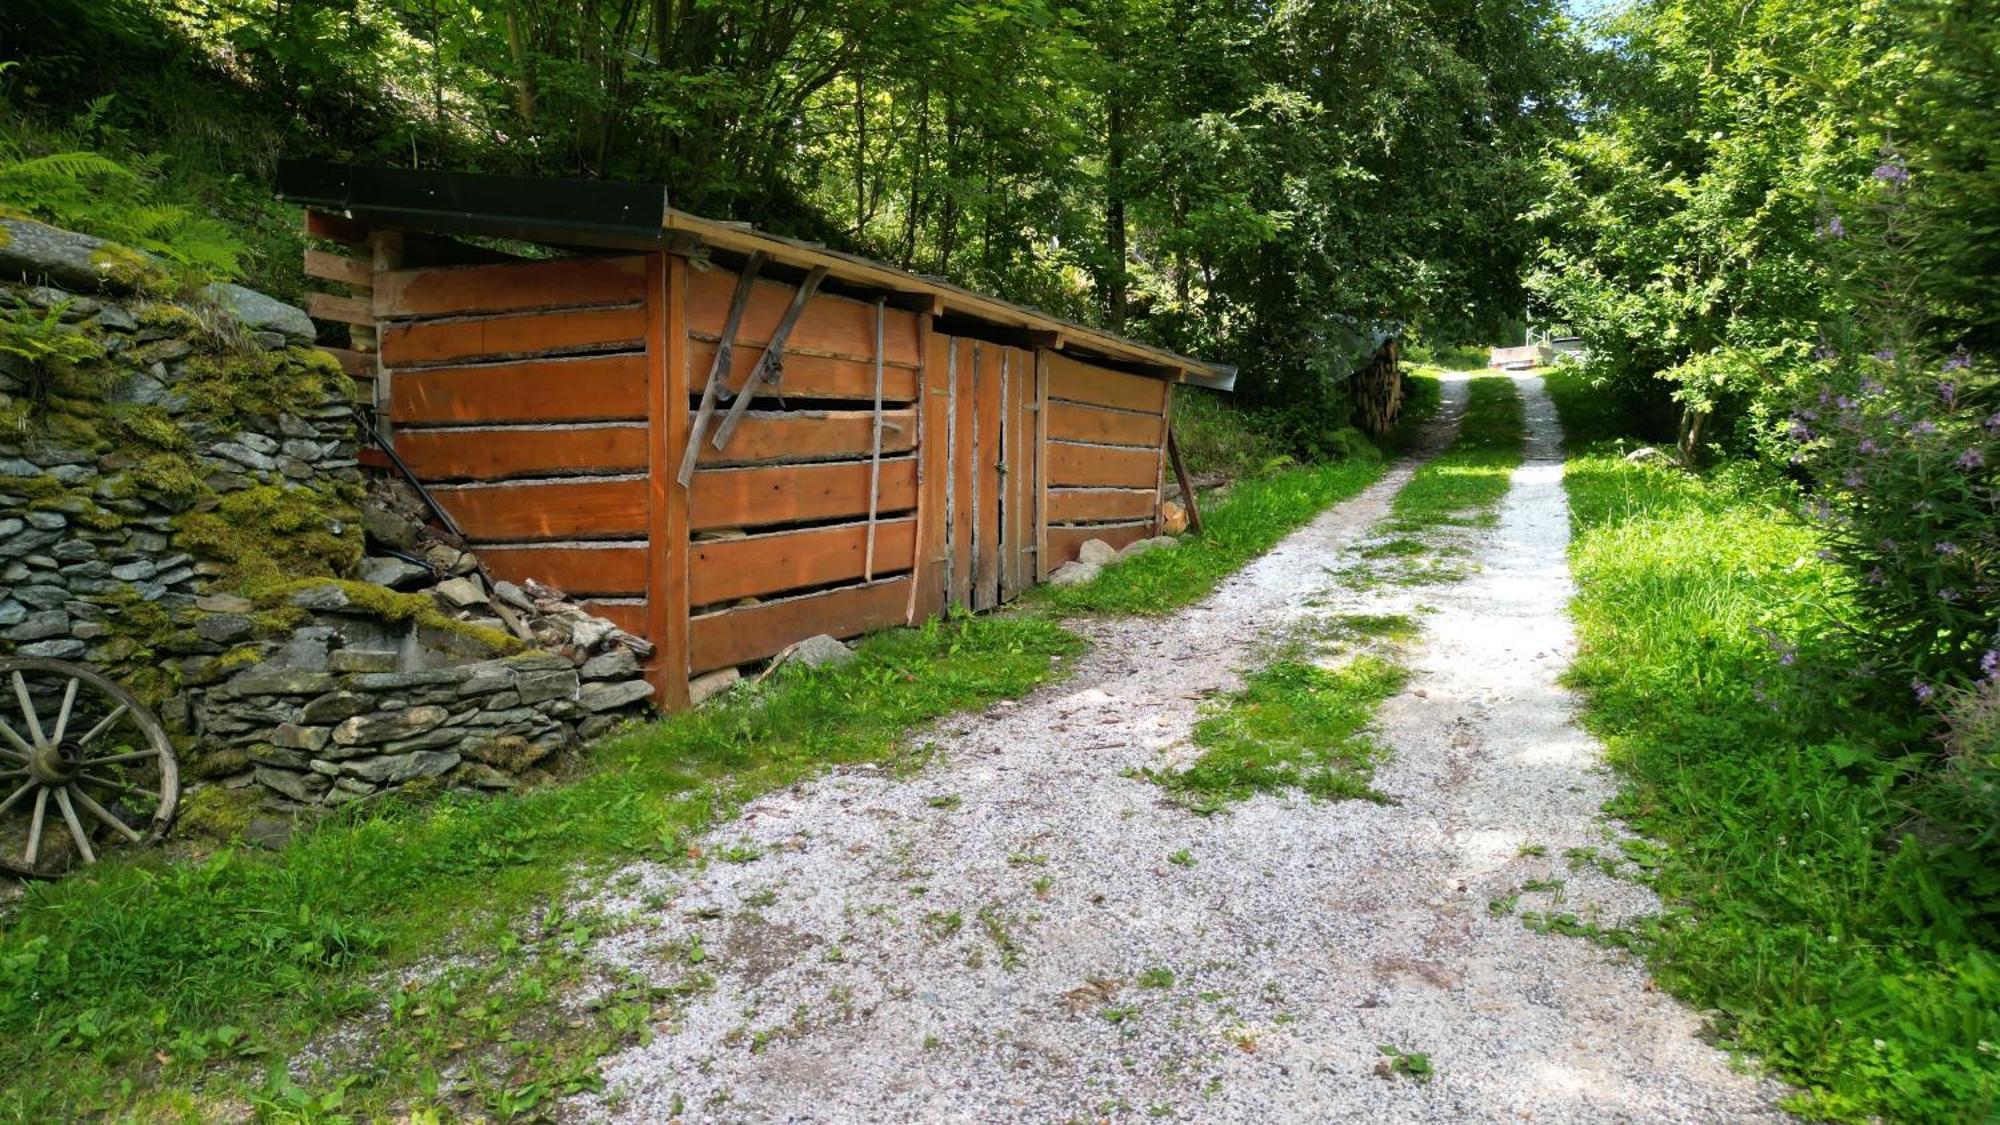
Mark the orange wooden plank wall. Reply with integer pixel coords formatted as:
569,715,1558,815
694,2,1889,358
1040,351,1170,566
680,262,928,675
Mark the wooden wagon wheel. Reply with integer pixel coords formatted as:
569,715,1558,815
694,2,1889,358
0,657,179,878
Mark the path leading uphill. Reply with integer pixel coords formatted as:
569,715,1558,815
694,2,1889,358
568,372,1791,1123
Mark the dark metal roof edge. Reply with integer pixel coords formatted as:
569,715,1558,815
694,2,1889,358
276,159,669,245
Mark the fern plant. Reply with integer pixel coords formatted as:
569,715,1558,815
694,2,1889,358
0,302,105,432
0,148,245,280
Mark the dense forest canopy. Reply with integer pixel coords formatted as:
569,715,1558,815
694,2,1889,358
1,0,1577,432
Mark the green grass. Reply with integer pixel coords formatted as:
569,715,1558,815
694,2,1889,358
1387,375,1524,533
1145,656,1408,812
0,612,1079,1118
1034,458,1387,616
1547,368,2000,1123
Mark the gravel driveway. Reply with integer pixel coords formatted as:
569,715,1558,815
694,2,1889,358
572,372,1792,1123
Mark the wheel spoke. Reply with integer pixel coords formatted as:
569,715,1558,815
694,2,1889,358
11,671,46,748
78,772,156,802
0,715,32,760
53,786,96,864
50,678,81,746
68,784,142,844
76,705,131,748
23,787,49,867
0,779,36,817
79,748,159,769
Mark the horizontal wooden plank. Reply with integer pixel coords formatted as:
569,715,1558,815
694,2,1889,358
374,255,646,319
433,478,647,541
394,424,646,481
691,518,916,606
306,291,373,327
700,409,915,465
478,543,649,598
689,339,919,402
1046,352,1169,414
689,265,920,366
305,210,369,245
580,600,649,637
1046,520,1152,566
1046,441,1163,489
305,249,373,289
1048,400,1163,448
390,353,649,425
1047,487,1158,524
690,457,917,531
689,577,912,673
380,305,645,367
319,346,375,379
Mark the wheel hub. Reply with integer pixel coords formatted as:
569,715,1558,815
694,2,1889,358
27,739,81,785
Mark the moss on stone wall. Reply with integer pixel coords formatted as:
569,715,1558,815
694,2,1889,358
173,484,364,588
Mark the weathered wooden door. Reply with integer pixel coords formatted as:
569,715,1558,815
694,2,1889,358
942,338,1038,612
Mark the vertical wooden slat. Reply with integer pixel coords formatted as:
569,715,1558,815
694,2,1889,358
648,253,692,710
863,298,885,580
913,319,949,621
365,232,402,433
999,348,1022,601
974,341,1004,610
1034,349,1052,582
949,338,975,612
1154,383,1175,536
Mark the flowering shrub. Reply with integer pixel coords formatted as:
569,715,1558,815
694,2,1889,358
1787,155,1999,841
1790,347,1998,692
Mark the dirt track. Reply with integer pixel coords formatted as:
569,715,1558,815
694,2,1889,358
569,371,1791,1123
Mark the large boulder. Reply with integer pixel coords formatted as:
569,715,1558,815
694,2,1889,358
202,282,316,344
0,218,165,292
1076,539,1119,566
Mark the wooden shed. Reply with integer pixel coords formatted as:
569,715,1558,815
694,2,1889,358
276,162,1235,709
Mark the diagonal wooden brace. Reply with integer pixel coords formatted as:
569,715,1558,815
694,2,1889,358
709,265,829,452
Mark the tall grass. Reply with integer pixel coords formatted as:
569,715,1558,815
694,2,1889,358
1549,368,2000,1122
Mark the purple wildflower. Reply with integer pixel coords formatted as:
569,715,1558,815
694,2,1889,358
1913,420,1938,435
1859,437,1881,455
1836,395,1854,410
1866,567,1886,585
1812,345,1838,361
1873,162,1909,184
1937,541,1960,555
1941,382,1958,406
1875,348,1898,362
1819,216,1847,238
1843,468,1864,488
1985,412,2000,431
1959,448,1986,471
1940,588,1961,604
1913,680,1935,703
1861,377,1885,396
1943,349,1971,372
1879,538,1898,552
1789,420,1814,441
1982,650,1999,681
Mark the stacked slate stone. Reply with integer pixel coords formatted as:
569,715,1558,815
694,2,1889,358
190,579,656,807
0,216,657,817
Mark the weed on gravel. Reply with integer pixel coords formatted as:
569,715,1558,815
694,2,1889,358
1549,369,2000,1122
1145,656,1408,811
1387,375,1524,533
0,612,1079,1120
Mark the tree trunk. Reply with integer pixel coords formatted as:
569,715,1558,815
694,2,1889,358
1104,93,1129,332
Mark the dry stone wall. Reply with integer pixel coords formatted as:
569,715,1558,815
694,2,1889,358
0,217,655,820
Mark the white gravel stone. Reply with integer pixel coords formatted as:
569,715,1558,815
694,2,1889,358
561,373,1793,1123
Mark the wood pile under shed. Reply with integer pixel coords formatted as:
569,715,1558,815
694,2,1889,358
279,160,1236,709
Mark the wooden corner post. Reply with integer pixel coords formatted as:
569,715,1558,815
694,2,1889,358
647,252,693,710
